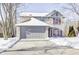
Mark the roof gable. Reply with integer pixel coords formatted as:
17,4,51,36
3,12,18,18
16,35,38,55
46,10,64,17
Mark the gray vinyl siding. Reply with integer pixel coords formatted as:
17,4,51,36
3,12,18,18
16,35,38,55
20,26,47,39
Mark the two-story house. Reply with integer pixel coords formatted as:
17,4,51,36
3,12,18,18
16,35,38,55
16,10,67,40
45,10,65,37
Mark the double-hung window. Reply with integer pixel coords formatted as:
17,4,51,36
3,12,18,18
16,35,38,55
53,17,61,24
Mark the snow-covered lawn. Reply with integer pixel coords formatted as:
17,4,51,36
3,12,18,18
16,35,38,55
50,37,79,49
0,37,19,52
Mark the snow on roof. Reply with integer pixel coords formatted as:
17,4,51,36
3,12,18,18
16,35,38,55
20,12,48,17
16,18,49,26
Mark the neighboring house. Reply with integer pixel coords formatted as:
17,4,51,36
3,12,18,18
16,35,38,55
16,10,79,40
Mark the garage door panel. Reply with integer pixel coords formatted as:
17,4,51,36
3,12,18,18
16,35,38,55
20,26,46,39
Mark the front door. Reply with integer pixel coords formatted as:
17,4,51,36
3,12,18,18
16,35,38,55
48,28,62,37
53,29,62,37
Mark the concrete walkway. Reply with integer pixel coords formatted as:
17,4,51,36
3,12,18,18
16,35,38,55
1,40,79,55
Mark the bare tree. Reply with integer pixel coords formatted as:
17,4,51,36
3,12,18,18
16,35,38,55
63,3,79,16
0,3,21,40
63,3,79,31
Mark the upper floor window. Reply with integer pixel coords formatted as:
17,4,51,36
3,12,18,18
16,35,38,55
59,18,61,24
53,17,61,24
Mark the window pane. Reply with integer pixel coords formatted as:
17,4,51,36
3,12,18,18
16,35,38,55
59,18,61,24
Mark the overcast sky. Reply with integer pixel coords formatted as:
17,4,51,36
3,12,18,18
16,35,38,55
17,3,79,21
